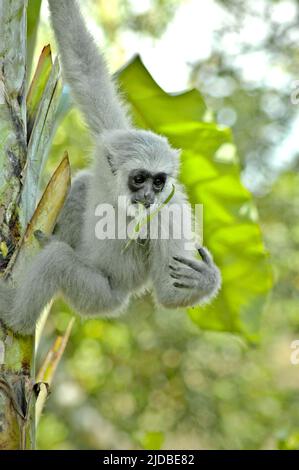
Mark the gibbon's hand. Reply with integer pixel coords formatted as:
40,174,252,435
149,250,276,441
169,247,220,295
34,230,51,248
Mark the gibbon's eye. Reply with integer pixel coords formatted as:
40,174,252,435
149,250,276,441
153,173,166,189
133,174,146,185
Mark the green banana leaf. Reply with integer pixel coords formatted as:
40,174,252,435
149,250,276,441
21,47,62,227
118,56,272,341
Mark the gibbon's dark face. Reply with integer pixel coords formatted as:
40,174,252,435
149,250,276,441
128,169,167,208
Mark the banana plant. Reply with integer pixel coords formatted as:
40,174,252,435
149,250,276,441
0,1,70,450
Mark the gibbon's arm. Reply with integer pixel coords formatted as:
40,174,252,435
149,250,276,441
48,0,130,135
0,240,128,335
151,241,221,309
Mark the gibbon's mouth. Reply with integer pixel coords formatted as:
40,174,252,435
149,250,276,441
131,199,155,209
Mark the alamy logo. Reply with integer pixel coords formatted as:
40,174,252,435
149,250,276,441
94,196,203,251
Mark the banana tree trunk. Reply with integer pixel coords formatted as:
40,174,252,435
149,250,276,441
0,0,70,449
0,0,35,450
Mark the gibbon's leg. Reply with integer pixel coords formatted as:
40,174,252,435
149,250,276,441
0,240,128,335
152,246,221,309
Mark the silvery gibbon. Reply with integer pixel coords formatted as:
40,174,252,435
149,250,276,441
0,0,221,335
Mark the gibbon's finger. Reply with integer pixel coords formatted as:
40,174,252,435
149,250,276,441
170,273,201,284
170,264,193,275
170,265,201,280
173,279,198,289
34,230,50,247
34,229,44,239
197,246,213,266
170,272,189,280
173,282,193,289
170,272,179,279
173,256,204,273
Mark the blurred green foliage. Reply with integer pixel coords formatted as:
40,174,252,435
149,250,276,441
193,0,299,193
27,0,299,450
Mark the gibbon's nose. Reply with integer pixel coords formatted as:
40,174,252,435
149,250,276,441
143,191,155,208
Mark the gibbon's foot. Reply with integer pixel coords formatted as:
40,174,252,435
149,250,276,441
34,230,51,248
169,247,220,291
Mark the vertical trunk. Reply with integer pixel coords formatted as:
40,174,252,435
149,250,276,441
0,0,35,450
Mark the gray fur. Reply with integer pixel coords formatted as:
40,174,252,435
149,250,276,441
0,0,221,335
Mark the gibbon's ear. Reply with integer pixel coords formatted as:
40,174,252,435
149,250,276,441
106,150,117,175
102,143,117,175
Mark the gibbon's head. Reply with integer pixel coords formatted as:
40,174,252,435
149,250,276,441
102,129,181,210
